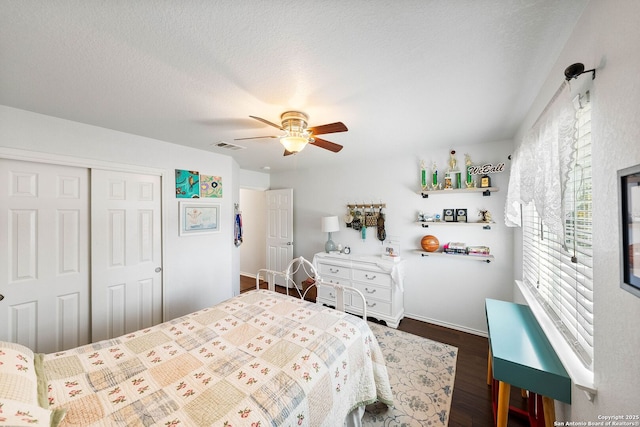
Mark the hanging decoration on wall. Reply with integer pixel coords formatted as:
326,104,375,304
377,207,386,242
201,175,223,198
175,169,223,198
234,203,243,247
175,169,200,198
345,203,386,242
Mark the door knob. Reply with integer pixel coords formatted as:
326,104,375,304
0,294,4,301
155,267,162,273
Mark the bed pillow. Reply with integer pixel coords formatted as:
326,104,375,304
0,342,66,427
0,341,38,405
0,398,62,426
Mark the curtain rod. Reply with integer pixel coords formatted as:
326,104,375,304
532,81,568,129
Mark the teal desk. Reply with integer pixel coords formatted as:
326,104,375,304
485,298,571,427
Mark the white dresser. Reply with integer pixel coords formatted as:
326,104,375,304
312,252,405,328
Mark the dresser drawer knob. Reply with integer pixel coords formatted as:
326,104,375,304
365,288,376,294
365,274,377,280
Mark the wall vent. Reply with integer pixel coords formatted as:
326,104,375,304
212,141,246,151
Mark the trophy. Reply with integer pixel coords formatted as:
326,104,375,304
465,153,475,188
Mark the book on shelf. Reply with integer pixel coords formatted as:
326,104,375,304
442,243,491,256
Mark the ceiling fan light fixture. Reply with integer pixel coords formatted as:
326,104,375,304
280,135,308,153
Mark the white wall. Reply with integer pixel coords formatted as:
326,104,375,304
239,188,267,277
0,105,240,321
270,140,514,335
512,0,640,417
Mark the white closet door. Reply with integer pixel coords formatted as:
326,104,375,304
0,159,90,353
91,169,163,342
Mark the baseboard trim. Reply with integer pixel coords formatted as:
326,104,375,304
404,312,488,337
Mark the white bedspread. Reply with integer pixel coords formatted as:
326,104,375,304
43,290,393,426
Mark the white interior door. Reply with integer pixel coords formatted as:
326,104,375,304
266,188,293,286
0,159,90,353
91,169,162,342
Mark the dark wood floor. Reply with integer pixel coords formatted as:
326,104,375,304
240,275,529,426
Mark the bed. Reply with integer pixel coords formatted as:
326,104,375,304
0,258,393,427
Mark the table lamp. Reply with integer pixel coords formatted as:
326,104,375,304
321,216,340,253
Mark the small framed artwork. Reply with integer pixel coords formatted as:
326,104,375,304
179,201,220,236
200,174,223,198
175,169,200,198
619,164,640,297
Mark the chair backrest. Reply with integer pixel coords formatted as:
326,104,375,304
255,256,367,319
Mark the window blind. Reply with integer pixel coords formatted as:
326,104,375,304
522,98,593,367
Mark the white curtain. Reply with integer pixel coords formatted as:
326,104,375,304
505,83,577,245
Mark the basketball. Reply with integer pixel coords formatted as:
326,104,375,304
421,235,439,252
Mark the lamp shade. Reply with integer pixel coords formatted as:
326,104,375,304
280,136,308,153
321,216,340,233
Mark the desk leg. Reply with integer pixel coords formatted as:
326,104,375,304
497,381,511,427
487,347,493,386
542,396,555,427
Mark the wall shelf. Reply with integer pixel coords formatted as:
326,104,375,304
419,186,499,198
417,221,494,230
414,249,494,263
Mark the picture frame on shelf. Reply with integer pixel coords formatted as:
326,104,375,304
179,201,220,236
619,164,640,297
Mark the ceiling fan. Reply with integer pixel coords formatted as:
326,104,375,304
235,111,347,156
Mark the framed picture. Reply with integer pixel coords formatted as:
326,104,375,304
619,164,640,297
179,201,220,236
200,174,223,198
175,169,200,198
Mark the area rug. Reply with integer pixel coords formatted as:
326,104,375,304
363,322,458,426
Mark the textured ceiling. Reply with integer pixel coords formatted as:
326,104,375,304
0,1,588,173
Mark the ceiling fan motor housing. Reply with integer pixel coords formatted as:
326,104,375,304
281,111,309,133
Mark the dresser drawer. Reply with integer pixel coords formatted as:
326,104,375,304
350,295,392,316
317,283,352,305
317,263,351,280
352,282,392,302
352,268,392,287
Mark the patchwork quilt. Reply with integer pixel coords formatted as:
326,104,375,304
43,290,393,426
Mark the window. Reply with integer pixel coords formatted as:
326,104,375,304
521,98,593,367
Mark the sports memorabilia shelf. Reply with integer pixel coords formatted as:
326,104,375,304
414,249,495,263
416,178,495,262
416,221,494,230
419,186,500,198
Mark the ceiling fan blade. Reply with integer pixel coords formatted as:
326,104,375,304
310,137,343,152
308,122,348,135
249,115,283,130
234,135,278,141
